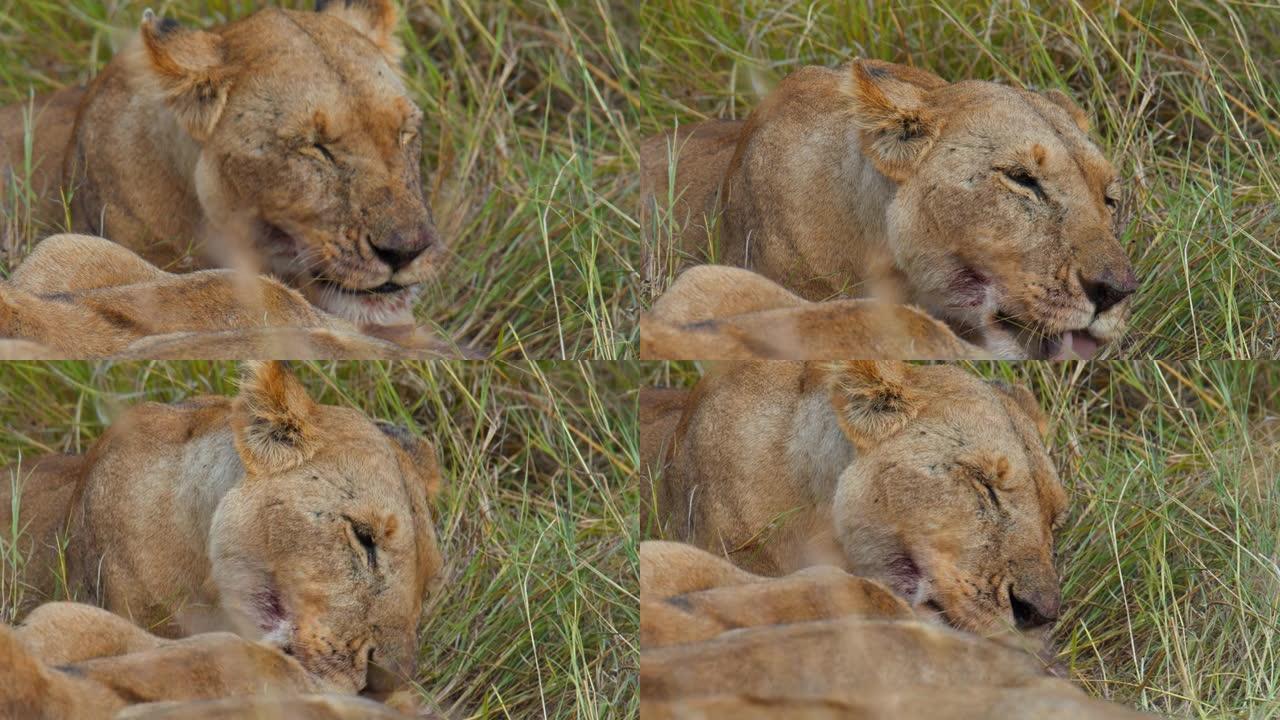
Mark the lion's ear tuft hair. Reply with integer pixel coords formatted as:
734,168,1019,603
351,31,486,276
824,361,920,448
138,9,231,141
317,0,404,64
991,380,1050,440
1040,89,1090,133
231,361,318,475
376,422,444,500
846,60,940,182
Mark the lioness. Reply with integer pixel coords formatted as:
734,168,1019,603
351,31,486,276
1,361,445,695
647,361,1066,644
642,59,1138,359
640,265,987,360
0,234,472,358
0,1,440,325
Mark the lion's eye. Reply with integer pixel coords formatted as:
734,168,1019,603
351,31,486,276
347,519,378,569
312,143,336,163
1001,167,1042,194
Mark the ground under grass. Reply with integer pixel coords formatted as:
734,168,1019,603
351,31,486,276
0,0,640,359
636,1,1279,359
644,360,1280,719
0,360,639,719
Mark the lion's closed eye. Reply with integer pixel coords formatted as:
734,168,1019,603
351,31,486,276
996,166,1046,200
343,516,378,569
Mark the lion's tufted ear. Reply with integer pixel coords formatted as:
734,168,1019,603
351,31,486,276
824,361,920,449
377,423,446,604
230,361,318,475
991,380,1050,440
317,0,404,64
376,422,445,501
846,60,941,182
1041,89,1090,133
137,10,232,142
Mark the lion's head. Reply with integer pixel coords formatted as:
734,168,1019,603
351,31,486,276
846,60,1137,359
824,361,1066,641
209,362,444,694
129,1,439,324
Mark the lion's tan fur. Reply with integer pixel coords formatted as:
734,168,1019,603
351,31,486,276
646,361,1066,644
642,59,1136,359
0,362,445,695
640,265,986,359
638,542,1150,720
1,603,321,719
0,234,469,358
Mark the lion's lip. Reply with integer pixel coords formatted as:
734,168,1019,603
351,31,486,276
314,276,419,298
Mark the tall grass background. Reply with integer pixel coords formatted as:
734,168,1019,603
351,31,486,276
0,360,639,719
644,360,1280,719
0,0,642,359
637,1,1279,359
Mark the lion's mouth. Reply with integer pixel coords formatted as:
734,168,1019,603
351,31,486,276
316,277,413,297
992,313,1102,360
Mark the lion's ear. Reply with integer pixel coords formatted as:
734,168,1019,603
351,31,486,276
991,381,1050,440
376,422,444,501
824,361,920,449
846,61,940,182
231,362,318,475
1041,89,1090,133
376,423,446,602
317,0,404,64
137,10,231,141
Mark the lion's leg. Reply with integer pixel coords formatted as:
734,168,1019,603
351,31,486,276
639,388,690,533
0,621,126,719
639,541,763,601
0,86,86,238
16,602,166,666
9,234,169,294
643,565,914,649
0,455,83,614
639,120,745,292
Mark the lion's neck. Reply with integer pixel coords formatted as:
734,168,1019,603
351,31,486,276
785,386,855,504
69,61,205,267
173,425,246,541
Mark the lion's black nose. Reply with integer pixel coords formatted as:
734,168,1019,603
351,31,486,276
370,226,434,271
1009,587,1060,631
1081,267,1138,314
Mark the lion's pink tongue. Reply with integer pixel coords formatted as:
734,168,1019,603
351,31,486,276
1054,331,1099,360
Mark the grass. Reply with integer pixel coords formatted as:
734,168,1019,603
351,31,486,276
643,360,1280,719
0,0,642,359
0,360,639,720
635,1,1280,360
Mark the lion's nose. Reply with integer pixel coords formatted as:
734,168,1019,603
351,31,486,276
1009,586,1061,631
370,225,435,271
1081,266,1138,314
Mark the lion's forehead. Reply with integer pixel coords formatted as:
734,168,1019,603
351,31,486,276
939,85,1115,189
227,10,410,111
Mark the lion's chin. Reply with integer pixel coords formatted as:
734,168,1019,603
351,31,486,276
306,280,422,326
